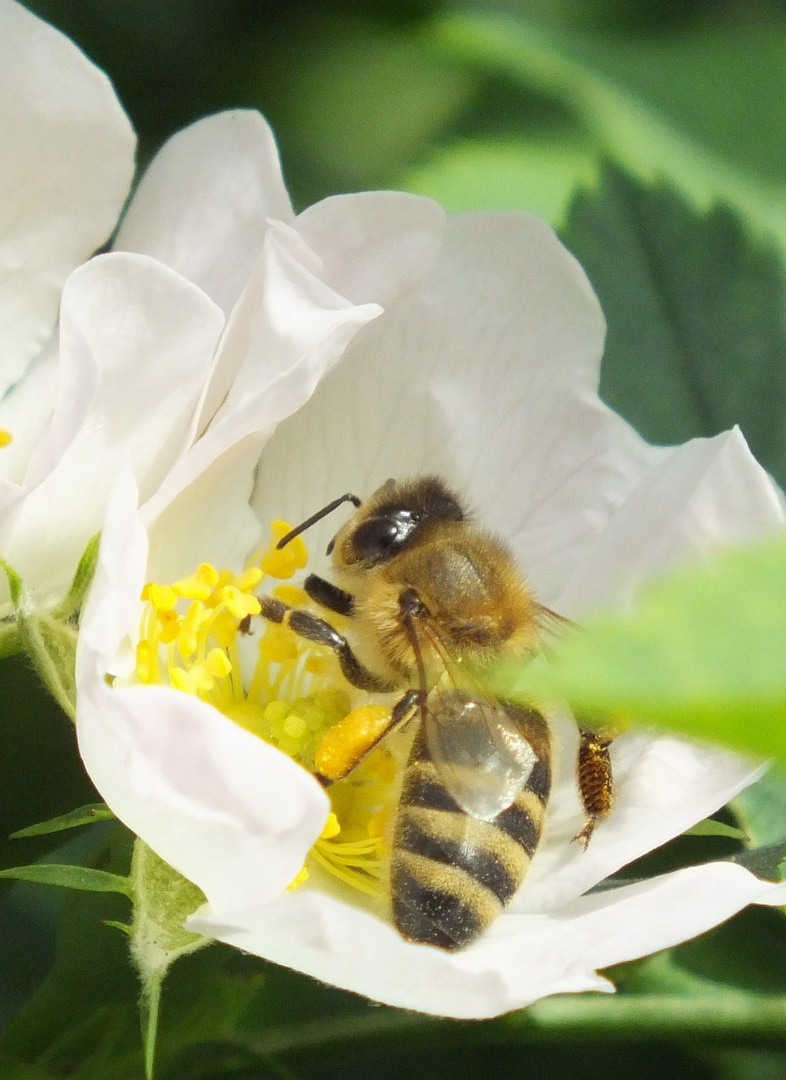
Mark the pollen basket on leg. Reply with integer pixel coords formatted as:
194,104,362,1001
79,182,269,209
134,518,397,904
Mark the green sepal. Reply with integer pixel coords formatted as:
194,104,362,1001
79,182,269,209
730,842,786,884
10,802,115,839
129,841,210,1079
0,863,132,896
51,532,101,622
0,558,77,721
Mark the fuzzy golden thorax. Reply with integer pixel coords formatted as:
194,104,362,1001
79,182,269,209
332,519,541,685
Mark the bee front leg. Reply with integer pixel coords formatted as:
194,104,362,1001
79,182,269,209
574,727,615,847
259,595,395,693
303,574,355,616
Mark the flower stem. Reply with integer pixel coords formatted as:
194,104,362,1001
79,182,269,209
238,992,786,1060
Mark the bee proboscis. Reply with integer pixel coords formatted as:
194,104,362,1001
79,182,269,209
261,477,613,950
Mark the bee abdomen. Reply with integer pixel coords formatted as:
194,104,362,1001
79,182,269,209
391,742,550,950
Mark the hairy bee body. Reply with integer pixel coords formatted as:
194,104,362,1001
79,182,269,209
267,476,608,950
392,700,551,949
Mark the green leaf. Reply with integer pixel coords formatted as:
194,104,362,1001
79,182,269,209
0,863,132,897
401,136,597,226
10,803,114,839
429,11,786,251
684,819,747,841
563,166,786,483
733,772,786,849
503,535,786,764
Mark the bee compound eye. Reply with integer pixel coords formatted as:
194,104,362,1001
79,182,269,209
351,512,416,563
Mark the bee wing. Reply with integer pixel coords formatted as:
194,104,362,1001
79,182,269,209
425,694,539,821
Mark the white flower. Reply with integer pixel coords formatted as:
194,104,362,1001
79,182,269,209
75,161,786,1017
2,1,424,607
0,0,134,594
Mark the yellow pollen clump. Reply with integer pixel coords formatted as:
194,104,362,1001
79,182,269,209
315,704,393,782
0,429,12,447
135,518,398,906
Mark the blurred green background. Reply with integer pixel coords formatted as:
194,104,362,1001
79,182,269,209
4,0,786,1077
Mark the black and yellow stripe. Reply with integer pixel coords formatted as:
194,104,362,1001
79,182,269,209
390,708,551,950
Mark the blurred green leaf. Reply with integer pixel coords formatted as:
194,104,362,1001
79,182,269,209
401,135,597,224
10,804,114,840
734,772,786,849
256,14,475,203
430,11,786,251
563,167,786,482
0,864,131,896
684,820,747,841
505,535,786,763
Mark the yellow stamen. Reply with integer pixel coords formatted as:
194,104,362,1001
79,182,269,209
135,519,397,908
0,429,12,447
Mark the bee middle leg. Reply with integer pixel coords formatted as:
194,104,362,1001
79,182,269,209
259,595,395,693
575,727,615,847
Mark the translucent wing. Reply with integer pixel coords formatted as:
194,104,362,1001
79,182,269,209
425,691,539,821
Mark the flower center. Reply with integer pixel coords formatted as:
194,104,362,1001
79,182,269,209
136,520,394,901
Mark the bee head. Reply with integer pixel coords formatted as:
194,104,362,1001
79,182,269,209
331,477,465,569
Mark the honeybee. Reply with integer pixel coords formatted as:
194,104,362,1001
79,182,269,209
261,477,613,950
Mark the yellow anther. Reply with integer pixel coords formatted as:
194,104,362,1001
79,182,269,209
146,584,177,611
177,600,207,658
0,429,12,447
136,640,158,684
260,520,308,579
287,865,310,891
274,583,309,606
171,664,214,696
367,815,386,839
235,566,263,592
172,575,212,602
284,713,307,740
314,705,392,782
264,700,289,727
156,608,181,643
260,623,299,662
205,648,232,679
211,609,241,648
305,654,329,675
321,812,341,840
222,585,262,620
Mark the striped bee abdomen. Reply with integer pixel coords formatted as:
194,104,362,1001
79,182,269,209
390,709,551,950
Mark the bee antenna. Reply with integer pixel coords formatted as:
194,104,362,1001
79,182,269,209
276,492,362,549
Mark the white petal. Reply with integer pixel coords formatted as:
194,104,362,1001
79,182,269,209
190,861,776,1018
0,0,135,393
140,222,381,530
295,190,446,306
251,212,660,601
115,111,293,316
0,335,58,487
1,253,224,602
557,426,786,617
76,468,329,910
